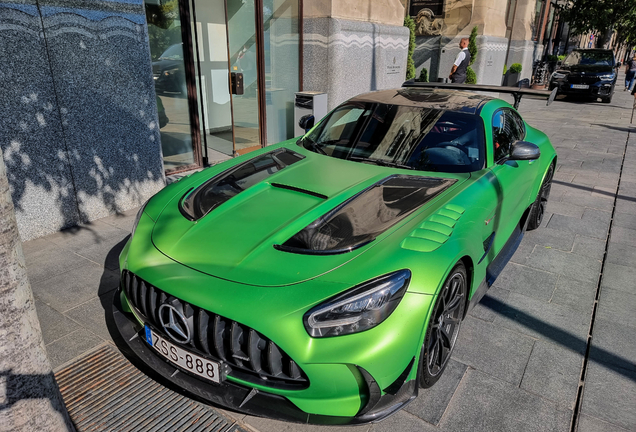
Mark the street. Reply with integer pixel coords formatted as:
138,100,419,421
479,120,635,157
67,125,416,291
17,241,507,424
25,83,636,432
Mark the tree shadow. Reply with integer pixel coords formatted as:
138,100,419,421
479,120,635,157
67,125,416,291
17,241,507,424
590,123,636,133
0,369,76,429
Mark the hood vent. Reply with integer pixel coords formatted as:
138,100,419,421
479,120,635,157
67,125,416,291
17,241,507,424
275,175,456,255
180,149,305,221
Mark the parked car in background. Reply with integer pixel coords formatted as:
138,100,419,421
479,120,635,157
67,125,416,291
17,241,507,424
549,49,618,103
152,43,186,96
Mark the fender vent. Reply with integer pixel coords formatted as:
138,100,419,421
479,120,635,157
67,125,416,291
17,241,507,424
401,204,465,252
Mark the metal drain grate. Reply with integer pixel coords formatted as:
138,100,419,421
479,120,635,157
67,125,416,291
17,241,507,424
55,344,249,432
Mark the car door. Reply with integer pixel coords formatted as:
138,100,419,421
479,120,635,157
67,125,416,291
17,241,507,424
488,108,539,255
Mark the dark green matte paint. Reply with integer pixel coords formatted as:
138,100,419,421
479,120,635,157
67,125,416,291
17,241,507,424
119,95,556,418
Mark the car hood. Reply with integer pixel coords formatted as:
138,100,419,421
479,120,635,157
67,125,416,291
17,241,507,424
557,64,614,74
151,148,467,286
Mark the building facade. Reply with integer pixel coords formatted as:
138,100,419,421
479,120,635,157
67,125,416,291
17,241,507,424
0,0,409,241
411,0,560,86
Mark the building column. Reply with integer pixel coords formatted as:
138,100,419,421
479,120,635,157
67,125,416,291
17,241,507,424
303,0,410,110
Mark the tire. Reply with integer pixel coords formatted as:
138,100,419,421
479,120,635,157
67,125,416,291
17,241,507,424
601,95,612,103
527,164,554,231
418,262,467,389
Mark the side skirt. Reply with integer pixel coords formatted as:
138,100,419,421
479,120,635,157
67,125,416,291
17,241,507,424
466,207,530,314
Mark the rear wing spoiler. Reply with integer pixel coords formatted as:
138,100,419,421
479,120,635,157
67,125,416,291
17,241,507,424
402,81,558,109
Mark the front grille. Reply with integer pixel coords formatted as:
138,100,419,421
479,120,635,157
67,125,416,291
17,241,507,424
567,74,600,85
122,270,308,390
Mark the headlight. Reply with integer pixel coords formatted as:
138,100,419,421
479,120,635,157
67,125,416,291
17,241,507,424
598,73,615,81
551,72,566,80
131,200,149,238
303,270,411,337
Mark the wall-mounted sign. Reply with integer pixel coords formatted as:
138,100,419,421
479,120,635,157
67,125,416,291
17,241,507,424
386,54,402,76
410,0,444,17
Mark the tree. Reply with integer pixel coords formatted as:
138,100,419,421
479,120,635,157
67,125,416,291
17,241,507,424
466,26,478,84
0,154,74,430
404,16,416,80
560,0,636,47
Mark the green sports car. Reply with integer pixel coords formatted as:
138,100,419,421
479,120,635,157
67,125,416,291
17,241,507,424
114,85,556,424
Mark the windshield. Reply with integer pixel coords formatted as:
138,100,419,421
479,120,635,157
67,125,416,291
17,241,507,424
300,103,485,173
563,50,614,67
159,44,183,60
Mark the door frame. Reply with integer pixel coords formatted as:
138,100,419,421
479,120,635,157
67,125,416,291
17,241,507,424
180,0,304,165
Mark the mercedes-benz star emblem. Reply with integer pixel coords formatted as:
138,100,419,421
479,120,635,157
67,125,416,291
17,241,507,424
158,304,191,344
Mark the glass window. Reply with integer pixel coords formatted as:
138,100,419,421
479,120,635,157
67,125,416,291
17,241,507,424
145,0,196,172
264,0,300,144
301,103,485,173
492,109,523,162
563,50,615,66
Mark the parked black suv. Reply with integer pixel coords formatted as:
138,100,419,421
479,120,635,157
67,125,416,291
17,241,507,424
549,49,618,103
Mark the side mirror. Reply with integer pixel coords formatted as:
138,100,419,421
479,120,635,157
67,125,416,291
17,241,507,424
509,141,540,161
299,114,315,132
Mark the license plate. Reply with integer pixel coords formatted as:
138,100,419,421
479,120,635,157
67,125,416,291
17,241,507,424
570,84,589,89
145,326,223,384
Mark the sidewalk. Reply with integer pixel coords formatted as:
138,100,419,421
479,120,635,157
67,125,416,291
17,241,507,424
26,81,636,432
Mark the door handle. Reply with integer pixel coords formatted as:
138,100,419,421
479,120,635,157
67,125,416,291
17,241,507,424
230,72,244,95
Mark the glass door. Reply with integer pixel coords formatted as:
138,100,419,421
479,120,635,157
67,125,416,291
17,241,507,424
190,0,263,159
226,0,263,154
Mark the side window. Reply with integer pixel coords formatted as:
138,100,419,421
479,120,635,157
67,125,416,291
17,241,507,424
492,109,523,161
509,110,526,140
492,110,514,161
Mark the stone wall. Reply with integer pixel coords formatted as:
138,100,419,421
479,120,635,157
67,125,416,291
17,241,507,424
0,0,165,241
303,17,409,110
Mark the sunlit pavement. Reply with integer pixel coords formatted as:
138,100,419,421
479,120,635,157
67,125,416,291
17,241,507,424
25,76,636,432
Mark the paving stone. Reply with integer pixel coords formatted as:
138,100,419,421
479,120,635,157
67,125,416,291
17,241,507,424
598,286,636,327
545,201,585,218
614,196,636,215
613,211,636,230
549,276,595,314
520,341,582,410
451,316,535,386
492,263,558,302
45,328,104,370
588,318,636,373
606,241,636,267
439,369,571,432
570,235,605,261
601,262,636,294
74,235,129,271
21,237,58,265
30,263,119,313
34,300,78,345
492,292,590,355
525,247,601,284
523,227,576,252
469,286,510,323
98,207,139,232
510,241,535,265
405,359,467,425
242,416,297,432
579,361,636,431
372,410,437,432
577,414,631,432
558,190,614,211
26,249,97,285
46,220,130,251
547,213,609,241
64,294,113,342
609,226,636,247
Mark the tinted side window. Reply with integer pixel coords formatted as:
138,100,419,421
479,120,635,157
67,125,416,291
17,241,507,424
509,110,526,140
492,110,515,161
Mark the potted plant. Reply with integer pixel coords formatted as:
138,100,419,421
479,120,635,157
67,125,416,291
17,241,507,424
506,63,522,86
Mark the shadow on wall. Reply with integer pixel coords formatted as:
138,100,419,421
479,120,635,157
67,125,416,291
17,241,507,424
0,2,165,241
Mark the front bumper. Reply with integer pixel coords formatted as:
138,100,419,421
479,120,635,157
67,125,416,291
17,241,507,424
112,288,419,425
550,79,615,97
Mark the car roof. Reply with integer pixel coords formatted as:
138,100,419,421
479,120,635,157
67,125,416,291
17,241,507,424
348,87,493,115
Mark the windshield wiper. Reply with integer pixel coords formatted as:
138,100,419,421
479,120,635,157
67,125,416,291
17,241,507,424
301,137,327,155
348,156,414,170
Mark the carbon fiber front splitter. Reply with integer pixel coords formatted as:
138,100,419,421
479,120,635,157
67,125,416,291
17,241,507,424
111,288,418,425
